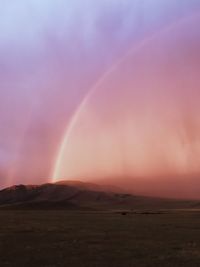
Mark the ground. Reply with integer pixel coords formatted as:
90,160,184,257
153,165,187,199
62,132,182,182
0,210,200,267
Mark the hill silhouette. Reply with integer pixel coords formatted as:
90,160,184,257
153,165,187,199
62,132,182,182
0,181,199,210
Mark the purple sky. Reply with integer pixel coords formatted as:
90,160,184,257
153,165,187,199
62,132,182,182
0,1,200,198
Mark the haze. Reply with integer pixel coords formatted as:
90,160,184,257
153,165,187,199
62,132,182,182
1,1,200,199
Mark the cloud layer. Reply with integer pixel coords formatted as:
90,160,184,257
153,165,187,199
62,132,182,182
0,1,200,193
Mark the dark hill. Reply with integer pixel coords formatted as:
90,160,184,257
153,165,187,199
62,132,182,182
0,181,199,210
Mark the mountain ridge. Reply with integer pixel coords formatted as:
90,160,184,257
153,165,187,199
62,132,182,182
0,180,199,210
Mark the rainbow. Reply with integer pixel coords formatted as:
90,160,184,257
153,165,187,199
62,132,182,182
52,12,200,182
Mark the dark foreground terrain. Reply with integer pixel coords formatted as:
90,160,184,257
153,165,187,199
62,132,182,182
0,210,200,267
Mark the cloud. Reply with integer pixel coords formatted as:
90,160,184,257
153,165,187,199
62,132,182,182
0,0,200,186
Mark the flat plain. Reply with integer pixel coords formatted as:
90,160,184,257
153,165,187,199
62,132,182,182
0,210,200,267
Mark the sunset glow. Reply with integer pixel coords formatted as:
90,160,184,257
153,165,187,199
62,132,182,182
53,13,200,198
1,1,200,199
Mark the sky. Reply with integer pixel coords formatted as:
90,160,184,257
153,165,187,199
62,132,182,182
0,1,200,199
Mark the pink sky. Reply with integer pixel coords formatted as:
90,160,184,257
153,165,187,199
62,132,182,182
0,1,200,199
